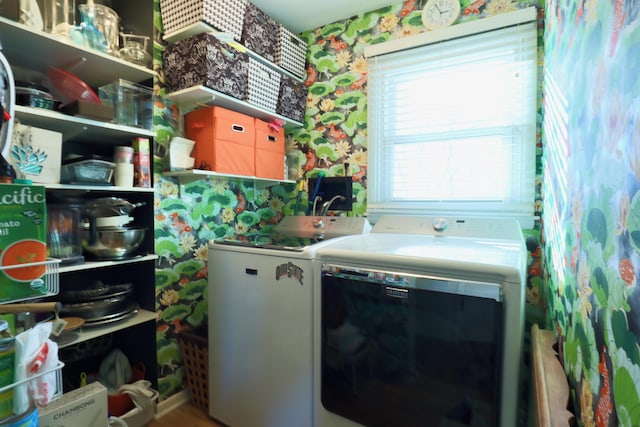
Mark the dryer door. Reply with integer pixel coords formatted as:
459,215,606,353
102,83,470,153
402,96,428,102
320,264,504,427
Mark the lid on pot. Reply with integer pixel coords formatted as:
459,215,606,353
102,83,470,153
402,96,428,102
85,197,145,217
95,215,134,227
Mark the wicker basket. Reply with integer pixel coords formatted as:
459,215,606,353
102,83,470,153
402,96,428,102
178,326,209,411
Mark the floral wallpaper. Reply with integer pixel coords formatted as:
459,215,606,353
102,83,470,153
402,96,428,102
151,0,546,404
542,0,640,424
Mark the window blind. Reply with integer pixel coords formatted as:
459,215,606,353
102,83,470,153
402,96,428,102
367,13,538,227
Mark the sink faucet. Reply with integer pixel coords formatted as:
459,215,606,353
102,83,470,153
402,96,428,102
320,195,346,216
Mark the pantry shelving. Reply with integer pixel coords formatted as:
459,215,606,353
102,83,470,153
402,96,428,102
0,16,154,88
0,0,158,392
14,105,155,145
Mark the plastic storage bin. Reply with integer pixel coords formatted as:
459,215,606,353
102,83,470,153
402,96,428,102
60,158,115,184
98,79,153,130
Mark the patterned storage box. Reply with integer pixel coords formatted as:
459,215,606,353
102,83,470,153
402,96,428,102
275,26,307,79
277,74,308,123
246,58,281,112
163,33,249,100
160,0,247,41
241,2,278,62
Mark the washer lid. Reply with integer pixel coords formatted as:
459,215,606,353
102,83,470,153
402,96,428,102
317,232,526,285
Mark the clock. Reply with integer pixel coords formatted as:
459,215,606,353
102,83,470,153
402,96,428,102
421,0,461,30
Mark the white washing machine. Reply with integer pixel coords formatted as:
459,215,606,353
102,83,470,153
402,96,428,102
313,216,527,427
207,216,370,427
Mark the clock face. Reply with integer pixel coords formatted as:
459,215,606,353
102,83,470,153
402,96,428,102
421,0,461,30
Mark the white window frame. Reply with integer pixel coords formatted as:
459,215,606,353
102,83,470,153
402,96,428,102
365,8,538,228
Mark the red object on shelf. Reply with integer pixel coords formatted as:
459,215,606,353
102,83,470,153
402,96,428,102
107,363,145,417
44,67,102,106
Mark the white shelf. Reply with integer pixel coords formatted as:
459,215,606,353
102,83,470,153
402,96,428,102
0,17,155,87
14,105,155,145
164,86,303,128
56,309,157,349
58,254,158,274
163,169,295,187
44,183,154,193
163,22,305,82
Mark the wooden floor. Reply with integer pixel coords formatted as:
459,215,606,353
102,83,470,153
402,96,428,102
148,402,223,427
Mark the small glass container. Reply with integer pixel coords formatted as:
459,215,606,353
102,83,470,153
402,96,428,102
119,34,152,67
42,0,76,37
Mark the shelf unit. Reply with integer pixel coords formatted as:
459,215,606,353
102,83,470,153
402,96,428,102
164,166,296,187
163,22,305,82
162,24,305,188
0,16,154,88
14,106,155,145
164,85,303,128
0,3,159,394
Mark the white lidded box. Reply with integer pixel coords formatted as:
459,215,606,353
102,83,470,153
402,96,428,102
38,381,108,427
9,124,62,184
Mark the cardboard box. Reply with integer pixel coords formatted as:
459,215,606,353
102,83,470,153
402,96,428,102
0,184,48,303
186,106,255,176
10,124,62,184
132,138,151,188
255,118,285,180
38,381,108,427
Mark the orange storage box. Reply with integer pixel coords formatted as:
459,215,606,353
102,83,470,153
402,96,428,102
185,106,256,176
254,119,285,180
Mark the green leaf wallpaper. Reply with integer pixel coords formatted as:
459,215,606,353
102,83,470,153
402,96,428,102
152,0,546,405
543,0,640,423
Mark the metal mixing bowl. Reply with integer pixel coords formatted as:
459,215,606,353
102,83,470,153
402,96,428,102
80,226,146,259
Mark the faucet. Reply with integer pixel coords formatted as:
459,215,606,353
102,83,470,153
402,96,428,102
320,195,346,216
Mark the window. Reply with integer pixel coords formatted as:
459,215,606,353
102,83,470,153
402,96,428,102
366,9,538,227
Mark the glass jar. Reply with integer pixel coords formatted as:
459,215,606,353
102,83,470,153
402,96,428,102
41,0,76,37
119,34,152,67
46,204,84,264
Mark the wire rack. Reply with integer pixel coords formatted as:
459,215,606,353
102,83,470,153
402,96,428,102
0,258,60,304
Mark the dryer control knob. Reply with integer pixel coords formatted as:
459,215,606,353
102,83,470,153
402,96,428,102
432,218,448,232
